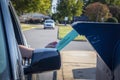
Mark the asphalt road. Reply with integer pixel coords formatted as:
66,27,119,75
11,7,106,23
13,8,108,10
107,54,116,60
23,26,94,80
23,27,94,51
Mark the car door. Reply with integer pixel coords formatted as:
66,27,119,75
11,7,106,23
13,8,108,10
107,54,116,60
0,6,11,80
8,1,41,80
0,0,24,80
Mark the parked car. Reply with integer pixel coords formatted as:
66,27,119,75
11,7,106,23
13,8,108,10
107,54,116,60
44,19,55,29
27,13,44,24
19,14,31,23
0,0,61,80
19,13,50,24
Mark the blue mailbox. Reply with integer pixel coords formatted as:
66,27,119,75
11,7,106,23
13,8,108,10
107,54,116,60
72,22,120,80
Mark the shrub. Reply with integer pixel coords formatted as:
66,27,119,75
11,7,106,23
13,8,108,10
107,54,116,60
85,2,111,22
109,5,120,23
105,17,118,23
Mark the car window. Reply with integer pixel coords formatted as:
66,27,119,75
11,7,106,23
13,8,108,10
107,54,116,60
8,2,25,79
0,8,10,79
9,2,26,45
45,21,54,23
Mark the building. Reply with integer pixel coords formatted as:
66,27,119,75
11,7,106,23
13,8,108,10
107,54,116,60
51,0,61,13
51,0,58,13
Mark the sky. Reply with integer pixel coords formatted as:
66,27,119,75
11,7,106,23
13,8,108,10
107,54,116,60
52,0,57,5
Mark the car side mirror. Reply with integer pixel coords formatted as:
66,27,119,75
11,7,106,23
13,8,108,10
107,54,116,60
24,48,61,74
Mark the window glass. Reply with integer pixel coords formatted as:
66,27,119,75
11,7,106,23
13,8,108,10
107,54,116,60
45,20,54,23
0,9,7,74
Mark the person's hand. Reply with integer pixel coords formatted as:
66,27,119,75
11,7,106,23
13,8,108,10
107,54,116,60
45,41,58,48
19,45,34,59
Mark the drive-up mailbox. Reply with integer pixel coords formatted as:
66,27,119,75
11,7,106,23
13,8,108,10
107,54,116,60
56,22,120,80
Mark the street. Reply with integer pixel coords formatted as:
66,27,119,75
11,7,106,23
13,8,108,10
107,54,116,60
23,27,94,51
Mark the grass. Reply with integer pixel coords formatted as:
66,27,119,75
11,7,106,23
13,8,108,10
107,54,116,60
58,25,86,41
21,23,86,41
21,24,42,31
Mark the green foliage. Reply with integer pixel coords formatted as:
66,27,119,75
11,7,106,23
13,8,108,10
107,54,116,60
93,0,114,4
109,5,120,22
105,17,118,23
88,0,106,4
56,0,84,21
11,0,51,15
38,0,51,15
58,25,86,41
113,0,120,7
85,2,111,22
84,0,120,6
52,13,60,21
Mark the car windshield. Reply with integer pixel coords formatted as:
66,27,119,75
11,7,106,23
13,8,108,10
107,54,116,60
45,20,54,23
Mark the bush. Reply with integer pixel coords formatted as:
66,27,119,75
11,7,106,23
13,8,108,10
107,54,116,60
109,5,120,23
55,20,59,25
85,2,111,22
105,17,118,23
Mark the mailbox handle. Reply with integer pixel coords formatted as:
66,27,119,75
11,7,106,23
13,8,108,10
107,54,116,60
56,29,78,51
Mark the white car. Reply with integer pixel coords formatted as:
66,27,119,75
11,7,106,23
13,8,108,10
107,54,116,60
44,19,55,29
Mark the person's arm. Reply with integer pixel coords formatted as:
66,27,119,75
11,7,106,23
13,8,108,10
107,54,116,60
19,45,34,59
19,41,57,59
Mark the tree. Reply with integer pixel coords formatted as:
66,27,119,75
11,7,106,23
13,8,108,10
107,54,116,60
11,0,51,15
109,5,120,22
84,0,119,5
113,0,120,7
84,0,106,6
105,17,118,23
72,0,83,17
85,2,111,22
92,0,112,4
38,0,51,15
57,0,84,21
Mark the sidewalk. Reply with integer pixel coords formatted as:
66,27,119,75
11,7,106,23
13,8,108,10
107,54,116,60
57,51,97,80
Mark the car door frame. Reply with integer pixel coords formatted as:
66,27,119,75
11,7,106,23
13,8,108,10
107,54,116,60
1,0,25,80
